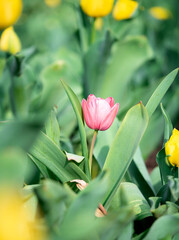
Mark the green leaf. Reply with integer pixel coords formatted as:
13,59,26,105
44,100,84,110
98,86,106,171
102,103,149,208
29,132,89,183
0,147,28,186
150,167,162,193
168,176,179,202
0,120,42,152
94,118,120,169
143,214,179,240
118,182,152,220
94,119,155,199
58,173,109,240
28,154,55,179
61,80,89,178
140,87,179,159
156,148,177,185
84,31,113,96
160,103,173,144
128,147,155,199
128,160,155,199
99,207,134,240
98,36,153,102
146,68,178,118
45,109,60,147
35,179,76,229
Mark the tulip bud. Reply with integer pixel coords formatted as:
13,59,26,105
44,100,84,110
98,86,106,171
0,27,21,55
165,128,179,167
80,0,114,17
82,94,119,131
113,0,138,21
0,0,22,30
149,7,171,20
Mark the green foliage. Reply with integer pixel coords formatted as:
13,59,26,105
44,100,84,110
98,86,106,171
29,132,89,183
102,103,149,208
0,0,179,239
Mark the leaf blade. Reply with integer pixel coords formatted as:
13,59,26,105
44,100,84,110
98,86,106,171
61,80,90,178
146,68,178,118
102,103,149,208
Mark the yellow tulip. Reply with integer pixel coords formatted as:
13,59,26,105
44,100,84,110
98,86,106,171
165,128,179,167
81,0,114,17
0,190,45,240
113,0,138,21
149,7,171,20
45,0,61,8
0,27,21,55
0,0,22,29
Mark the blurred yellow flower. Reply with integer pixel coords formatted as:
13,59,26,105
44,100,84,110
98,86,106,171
113,0,138,21
0,190,45,240
81,0,114,17
149,7,171,20
165,128,179,167
94,18,103,30
0,27,21,55
0,0,22,30
45,0,61,8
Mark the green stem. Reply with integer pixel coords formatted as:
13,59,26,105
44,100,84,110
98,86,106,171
89,130,98,175
90,18,96,44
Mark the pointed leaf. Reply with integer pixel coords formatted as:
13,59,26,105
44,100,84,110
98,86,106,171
45,109,60,146
102,103,149,208
29,132,89,183
58,173,109,240
160,103,173,144
61,80,89,178
146,68,178,118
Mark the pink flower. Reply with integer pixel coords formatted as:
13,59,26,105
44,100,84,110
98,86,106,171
82,94,119,131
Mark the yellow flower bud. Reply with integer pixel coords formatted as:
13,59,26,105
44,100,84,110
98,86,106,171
0,190,46,240
113,0,138,21
0,27,21,55
165,128,179,167
45,0,61,8
0,0,22,30
149,7,171,20
80,0,114,17
94,18,103,30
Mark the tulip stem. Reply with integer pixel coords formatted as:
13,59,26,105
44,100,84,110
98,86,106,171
89,130,98,175
90,18,96,44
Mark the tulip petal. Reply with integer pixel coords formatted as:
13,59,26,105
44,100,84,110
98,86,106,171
82,99,95,129
95,98,111,129
99,103,119,130
87,94,96,104
105,97,115,107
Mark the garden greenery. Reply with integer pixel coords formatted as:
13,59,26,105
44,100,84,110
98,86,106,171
0,0,179,239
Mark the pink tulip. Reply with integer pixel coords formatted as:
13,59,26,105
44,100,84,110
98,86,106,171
82,94,119,131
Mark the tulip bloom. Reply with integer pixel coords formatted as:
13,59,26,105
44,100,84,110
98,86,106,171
0,190,46,240
82,94,119,131
149,7,171,20
0,0,22,29
0,27,21,54
165,128,179,167
113,0,138,21
81,0,114,17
